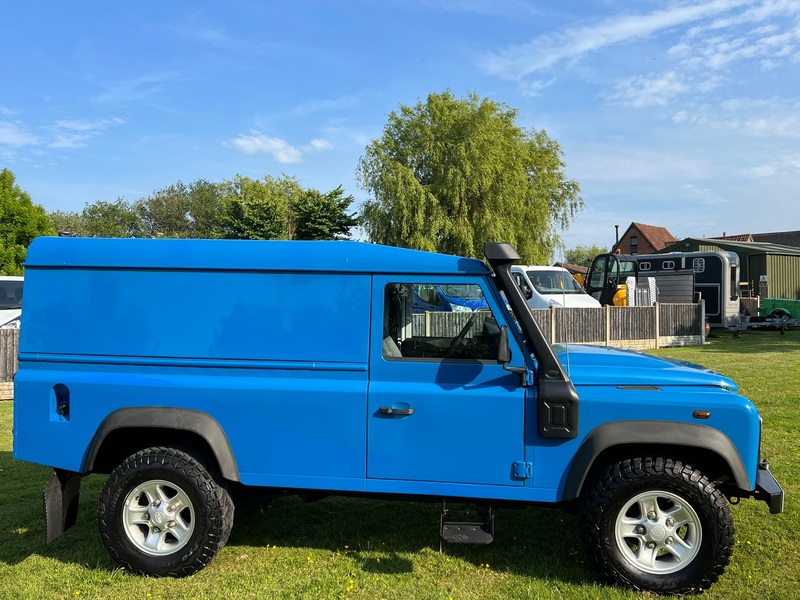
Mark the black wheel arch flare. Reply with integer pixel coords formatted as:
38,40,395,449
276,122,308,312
84,407,240,482
563,420,750,500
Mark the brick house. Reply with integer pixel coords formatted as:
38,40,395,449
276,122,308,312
612,222,677,255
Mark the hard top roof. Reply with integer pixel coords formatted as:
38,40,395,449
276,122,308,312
25,237,491,275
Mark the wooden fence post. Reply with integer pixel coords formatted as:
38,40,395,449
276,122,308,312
654,302,660,347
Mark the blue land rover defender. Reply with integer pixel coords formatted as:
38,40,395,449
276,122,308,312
13,237,783,594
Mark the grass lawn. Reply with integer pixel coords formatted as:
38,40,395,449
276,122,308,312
0,329,797,599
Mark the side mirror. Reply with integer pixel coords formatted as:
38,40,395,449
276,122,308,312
522,284,533,300
497,325,528,385
497,326,511,364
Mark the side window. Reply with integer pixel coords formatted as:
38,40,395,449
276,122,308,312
589,256,608,288
383,283,500,361
512,272,532,299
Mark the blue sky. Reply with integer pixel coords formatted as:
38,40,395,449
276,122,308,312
2,0,799,257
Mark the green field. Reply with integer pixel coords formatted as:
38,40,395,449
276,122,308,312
1,330,797,599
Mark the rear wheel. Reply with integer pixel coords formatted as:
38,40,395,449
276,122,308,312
98,446,234,577
579,457,734,594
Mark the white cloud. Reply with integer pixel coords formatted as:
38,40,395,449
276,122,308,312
674,97,800,138
226,131,334,163
0,121,39,147
287,96,362,117
480,0,752,79
742,114,800,137
520,78,557,97
482,0,800,119
49,118,125,149
94,72,180,104
306,138,333,151
417,0,544,19
1,115,124,152
570,146,712,184
783,153,800,169
747,164,778,177
605,71,689,107
54,117,124,132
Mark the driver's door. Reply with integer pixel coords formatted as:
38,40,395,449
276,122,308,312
367,275,527,487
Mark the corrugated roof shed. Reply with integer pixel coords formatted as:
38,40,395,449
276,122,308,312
664,237,800,299
709,230,800,248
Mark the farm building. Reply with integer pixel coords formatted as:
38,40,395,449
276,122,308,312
662,237,800,301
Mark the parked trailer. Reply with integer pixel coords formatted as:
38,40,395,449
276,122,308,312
636,251,741,328
586,251,741,328
585,253,695,307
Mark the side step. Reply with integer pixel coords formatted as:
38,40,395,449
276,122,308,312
440,500,494,545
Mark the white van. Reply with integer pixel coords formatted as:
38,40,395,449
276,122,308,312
0,276,23,328
510,266,600,309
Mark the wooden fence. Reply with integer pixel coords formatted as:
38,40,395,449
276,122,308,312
0,303,705,389
0,329,19,397
412,302,705,351
529,303,705,349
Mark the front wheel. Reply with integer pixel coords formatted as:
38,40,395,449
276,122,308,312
98,446,234,577
579,457,734,594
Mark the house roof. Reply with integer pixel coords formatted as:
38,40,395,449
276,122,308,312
617,222,677,251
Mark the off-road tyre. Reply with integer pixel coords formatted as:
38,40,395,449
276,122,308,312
98,446,234,577
579,456,734,595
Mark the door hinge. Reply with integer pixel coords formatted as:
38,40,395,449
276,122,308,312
512,461,532,479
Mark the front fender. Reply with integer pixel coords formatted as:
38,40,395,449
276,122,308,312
562,420,750,500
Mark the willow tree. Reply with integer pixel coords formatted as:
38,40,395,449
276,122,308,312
357,91,583,263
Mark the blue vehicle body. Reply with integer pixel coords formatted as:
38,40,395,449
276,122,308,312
13,237,783,591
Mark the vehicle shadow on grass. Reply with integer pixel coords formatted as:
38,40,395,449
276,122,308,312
0,454,113,571
0,453,592,587
229,494,593,585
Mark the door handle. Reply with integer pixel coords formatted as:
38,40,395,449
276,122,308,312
379,406,413,416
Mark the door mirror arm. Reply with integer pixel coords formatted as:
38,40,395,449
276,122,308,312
497,326,528,386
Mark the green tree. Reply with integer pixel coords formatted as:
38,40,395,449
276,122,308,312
0,168,55,274
293,186,358,240
563,244,609,267
138,179,224,239
219,174,303,240
48,209,88,237
82,199,141,238
357,91,582,263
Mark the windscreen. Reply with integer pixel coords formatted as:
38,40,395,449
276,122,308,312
526,270,584,294
0,280,22,309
